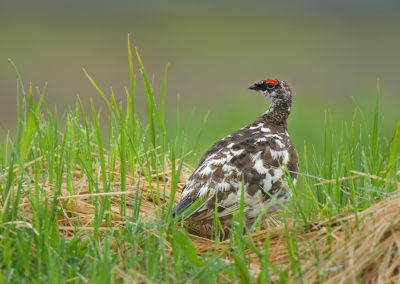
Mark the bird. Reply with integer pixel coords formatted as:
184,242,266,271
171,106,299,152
173,78,298,238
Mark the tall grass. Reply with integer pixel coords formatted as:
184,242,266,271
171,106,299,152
0,39,399,282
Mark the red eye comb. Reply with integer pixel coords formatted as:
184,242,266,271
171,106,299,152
264,79,279,85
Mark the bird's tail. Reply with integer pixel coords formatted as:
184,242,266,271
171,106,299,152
172,199,194,218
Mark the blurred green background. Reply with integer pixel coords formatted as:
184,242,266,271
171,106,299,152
1,1,399,164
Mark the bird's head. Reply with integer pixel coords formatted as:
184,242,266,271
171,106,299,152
248,79,291,103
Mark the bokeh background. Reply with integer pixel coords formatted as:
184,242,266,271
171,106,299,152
1,0,399,163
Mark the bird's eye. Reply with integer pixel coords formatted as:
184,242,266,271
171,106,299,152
266,82,275,89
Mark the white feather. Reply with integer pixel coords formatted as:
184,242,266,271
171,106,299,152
276,140,285,148
230,149,244,156
264,134,283,140
198,165,213,176
251,152,262,162
261,127,271,132
253,159,268,174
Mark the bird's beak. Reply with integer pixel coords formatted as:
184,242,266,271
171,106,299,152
248,82,262,91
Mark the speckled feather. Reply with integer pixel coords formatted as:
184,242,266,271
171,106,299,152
173,79,298,237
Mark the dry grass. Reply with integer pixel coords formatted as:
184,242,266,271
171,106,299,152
193,191,400,283
13,156,190,239
11,157,400,282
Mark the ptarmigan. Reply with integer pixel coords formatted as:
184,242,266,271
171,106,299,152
173,78,298,238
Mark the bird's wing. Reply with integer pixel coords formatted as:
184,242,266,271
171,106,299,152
178,127,298,221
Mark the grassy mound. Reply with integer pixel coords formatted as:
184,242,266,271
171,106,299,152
9,150,400,282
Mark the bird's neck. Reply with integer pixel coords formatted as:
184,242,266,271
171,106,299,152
262,97,292,126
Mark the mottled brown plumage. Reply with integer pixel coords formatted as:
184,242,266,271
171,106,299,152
173,79,298,238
